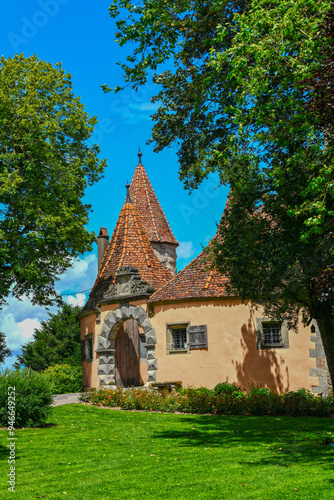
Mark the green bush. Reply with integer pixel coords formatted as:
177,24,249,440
214,381,241,395
0,368,53,428
79,386,334,418
44,364,82,395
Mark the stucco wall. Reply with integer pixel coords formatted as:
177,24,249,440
149,299,317,393
81,298,318,392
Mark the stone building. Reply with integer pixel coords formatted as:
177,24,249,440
79,152,330,395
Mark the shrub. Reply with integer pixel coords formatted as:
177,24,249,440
79,386,334,418
0,368,53,428
214,382,241,395
44,364,82,395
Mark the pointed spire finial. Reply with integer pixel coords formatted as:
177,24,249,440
138,147,142,165
125,180,131,203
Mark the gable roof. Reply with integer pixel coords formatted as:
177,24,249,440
147,213,229,303
82,198,174,313
129,153,178,247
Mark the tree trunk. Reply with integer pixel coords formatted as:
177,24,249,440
314,301,334,393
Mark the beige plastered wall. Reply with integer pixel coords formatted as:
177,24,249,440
81,297,317,392
81,299,148,389
149,299,317,393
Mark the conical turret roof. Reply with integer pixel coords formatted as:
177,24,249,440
147,206,229,303
82,195,173,313
129,152,178,247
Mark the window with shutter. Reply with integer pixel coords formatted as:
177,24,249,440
166,322,190,354
188,325,208,349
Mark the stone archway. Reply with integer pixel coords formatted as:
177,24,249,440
96,303,158,386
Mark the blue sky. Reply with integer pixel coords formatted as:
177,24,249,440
1,0,228,368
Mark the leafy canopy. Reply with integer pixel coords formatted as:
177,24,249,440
107,0,334,388
0,332,12,365
0,54,106,307
16,304,82,372
106,0,251,189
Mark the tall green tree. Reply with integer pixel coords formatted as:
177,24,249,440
0,332,12,365
16,304,81,371
0,54,106,307
107,0,334,387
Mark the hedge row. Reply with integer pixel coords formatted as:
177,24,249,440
80,384,334,417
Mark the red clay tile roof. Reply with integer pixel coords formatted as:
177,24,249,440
82,200,174,312
147,215,229,303
129,160,178,247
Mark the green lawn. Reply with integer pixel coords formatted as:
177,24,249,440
0,404,333,499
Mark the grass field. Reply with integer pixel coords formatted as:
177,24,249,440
0,404,333,499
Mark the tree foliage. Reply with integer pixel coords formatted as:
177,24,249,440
106,0,251,189
0,332,12,365
107,0,334,388
16,304,82,371
0,54,106,307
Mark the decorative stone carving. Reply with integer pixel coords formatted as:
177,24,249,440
103,266,155,301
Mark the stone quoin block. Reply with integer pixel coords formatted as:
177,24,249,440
97,364,114,376
120,305,131,318
147,370,157,382
106,338,115,349
104,315,114,329
98,355,114,365
137,308,148,324
96,336,107,350
141,317,152,331
146,349,156,360
99,325,110,339
145,333,157,345
97,365,108,376
147,359,158,371
130,306,142,321
113,308,124,322
99,375,115,386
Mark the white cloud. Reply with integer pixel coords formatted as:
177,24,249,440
134,102,159,112
56,254,97,292
67,293,87,307
0,253,97,365
177,241,196,260
6,318,41,351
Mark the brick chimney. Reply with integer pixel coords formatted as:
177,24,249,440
97,227,109,271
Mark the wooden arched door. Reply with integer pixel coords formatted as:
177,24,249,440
115,319,140,387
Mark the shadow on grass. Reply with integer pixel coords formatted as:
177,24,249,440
0,443,9,460
153,414,334,469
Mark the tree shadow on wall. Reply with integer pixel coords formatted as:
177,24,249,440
232,316,290,393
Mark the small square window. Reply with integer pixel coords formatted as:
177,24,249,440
166,323,189,354
263,322,282,345
256,318,289,349
172,328,187,350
